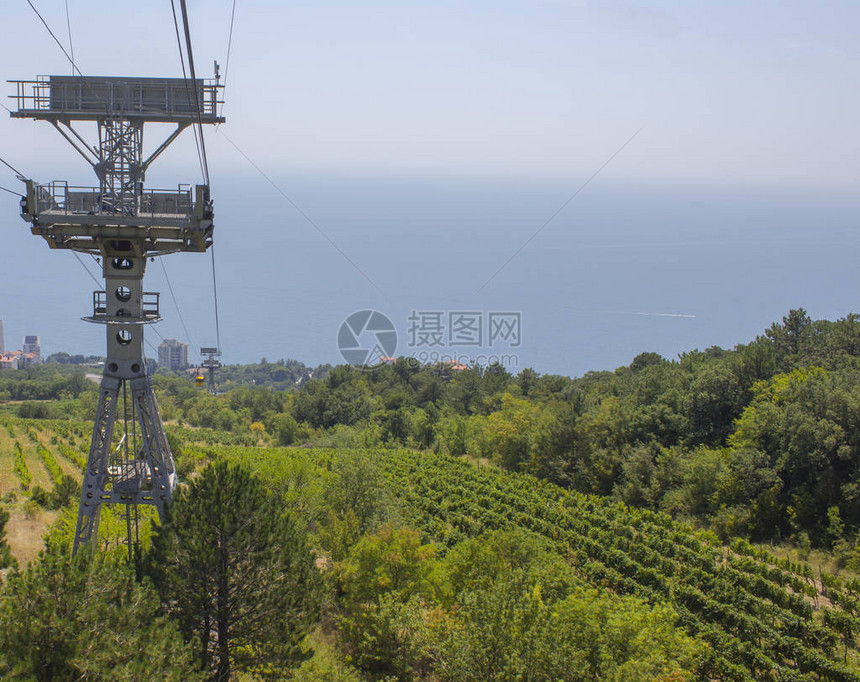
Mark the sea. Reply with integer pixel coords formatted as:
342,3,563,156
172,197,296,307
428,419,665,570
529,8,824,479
1,172,858,378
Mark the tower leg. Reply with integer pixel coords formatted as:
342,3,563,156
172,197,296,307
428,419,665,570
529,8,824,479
131,374,177,516
72,373,177,555
72,251,177,556
73,375,121,552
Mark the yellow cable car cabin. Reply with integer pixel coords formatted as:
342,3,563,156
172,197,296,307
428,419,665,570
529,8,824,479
195,370,205,387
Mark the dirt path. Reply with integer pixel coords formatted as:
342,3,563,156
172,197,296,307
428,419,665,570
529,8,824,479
5,506,56,566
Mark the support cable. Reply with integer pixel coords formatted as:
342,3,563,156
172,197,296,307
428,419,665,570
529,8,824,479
0,185,21,196
219,0,238,120
218,130,386,296
0,155,26,180
145,338,160,357
210,244,222,351
149,324,166,343
209,0,236,352
159,258,201,361
176,0,222,356
169,0,206,184
178,0,211,185
71,251,102,288
24,0,82,76
64,0,75,75
169,0,221,360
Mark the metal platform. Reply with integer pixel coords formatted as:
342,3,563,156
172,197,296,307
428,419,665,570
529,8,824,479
22,180,213,253
9,76,224,124
83,290,161,325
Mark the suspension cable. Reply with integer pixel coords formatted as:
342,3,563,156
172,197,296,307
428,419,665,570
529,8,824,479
71,251,101,288
159,258,201,361
210,244,222,352
0,155,26,180
24,0,82,76
165,0,224,360
169,0,206,185
144,337,160,359
219,0,238,120
178,0,210,185
64,0,75,75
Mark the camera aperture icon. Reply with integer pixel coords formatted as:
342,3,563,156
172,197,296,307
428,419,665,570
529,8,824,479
337,310,398,367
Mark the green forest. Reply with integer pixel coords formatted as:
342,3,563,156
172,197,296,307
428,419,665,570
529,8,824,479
2,309,860,680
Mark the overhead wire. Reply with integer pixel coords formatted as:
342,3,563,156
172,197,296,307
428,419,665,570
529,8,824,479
12,0,77,195
144,338,161,358
169,0,223,354
64,0,75,75
0,155,26,180
0,185,21,196
159,258,200,361
24,0,82,76
218,0,237,120
210,245,222,352
140,306,161,363
71,251,102,288
206,0,237,352
169,0,207,185
218,130,386,296
145,315,168,358
148,323,167,343
177,0,211,185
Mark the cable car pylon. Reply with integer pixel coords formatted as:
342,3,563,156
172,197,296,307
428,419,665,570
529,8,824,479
200,347,222,394
9,75,224,557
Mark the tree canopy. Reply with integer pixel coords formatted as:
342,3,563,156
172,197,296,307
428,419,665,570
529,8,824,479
0,547,196,681
146,460,321,680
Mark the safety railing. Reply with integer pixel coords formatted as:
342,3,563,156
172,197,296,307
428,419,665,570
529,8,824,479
9,76,223,119
90,291,160,323
32,181,194,219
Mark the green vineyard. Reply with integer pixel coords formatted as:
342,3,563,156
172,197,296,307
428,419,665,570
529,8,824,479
3,412,860,680
219,444,860,681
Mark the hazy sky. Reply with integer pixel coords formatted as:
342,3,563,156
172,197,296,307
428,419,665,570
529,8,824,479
0,0,857,189
0,1,858,370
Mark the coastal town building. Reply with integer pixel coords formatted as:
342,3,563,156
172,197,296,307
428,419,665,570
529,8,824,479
158,338,190,370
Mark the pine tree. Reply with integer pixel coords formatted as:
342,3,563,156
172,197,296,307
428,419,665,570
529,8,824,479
147,461,321,680
0,546,196,680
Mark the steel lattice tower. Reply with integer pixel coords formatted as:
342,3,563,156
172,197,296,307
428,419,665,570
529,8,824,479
200,346,222,394
9,75,223,556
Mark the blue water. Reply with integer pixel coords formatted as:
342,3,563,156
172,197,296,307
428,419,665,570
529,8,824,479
1,173,858,377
